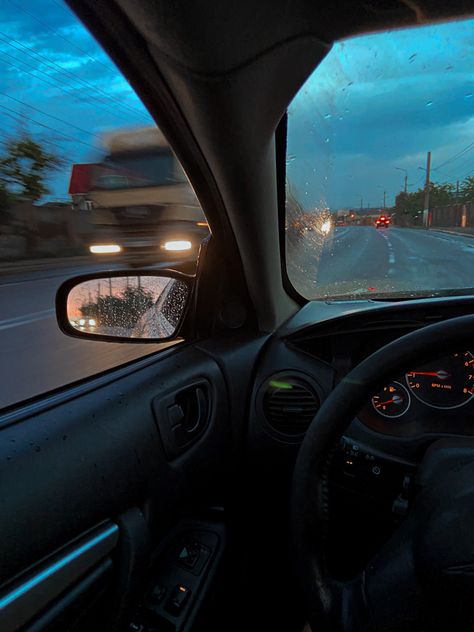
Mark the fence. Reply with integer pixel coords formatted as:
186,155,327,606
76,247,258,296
430,202,474,228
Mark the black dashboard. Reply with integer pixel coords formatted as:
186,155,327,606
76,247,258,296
248,295,474,576
287,297,474,446
249,294,474,465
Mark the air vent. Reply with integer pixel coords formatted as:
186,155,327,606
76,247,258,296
262,375,320,435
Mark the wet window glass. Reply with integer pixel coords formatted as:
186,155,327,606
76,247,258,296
286,18,474,300
0,0,208,409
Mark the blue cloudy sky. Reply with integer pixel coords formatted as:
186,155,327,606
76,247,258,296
288,18,474,210
0,1,472,209
0,0,153,199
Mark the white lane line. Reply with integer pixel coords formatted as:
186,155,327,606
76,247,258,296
0,308,54,331
383,233,396,274
374,229,397,275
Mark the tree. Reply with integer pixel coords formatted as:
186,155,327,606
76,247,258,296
460,176,474,203
80,285,154,330
394,188,424,225
430,182,456,207
0,135,62,201
395,182,456,225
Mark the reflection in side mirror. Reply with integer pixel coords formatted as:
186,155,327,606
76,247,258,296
62,274,191,341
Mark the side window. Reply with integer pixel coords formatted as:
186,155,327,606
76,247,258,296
0,1,208,410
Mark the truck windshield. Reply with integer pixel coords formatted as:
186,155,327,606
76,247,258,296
94,152,180,190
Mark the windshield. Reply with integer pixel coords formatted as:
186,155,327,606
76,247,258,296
286,18,474,301
93,152,180,190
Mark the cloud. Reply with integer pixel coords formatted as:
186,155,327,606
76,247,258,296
288,17,474,209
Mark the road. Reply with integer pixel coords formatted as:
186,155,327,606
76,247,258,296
2,226,474,410
291,226,474,299
0,261,178,410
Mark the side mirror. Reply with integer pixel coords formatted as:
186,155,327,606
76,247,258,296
56,270,193,342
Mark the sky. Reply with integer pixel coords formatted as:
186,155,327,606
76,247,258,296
0,1,472,210
287,18,474,210
0,0,153,200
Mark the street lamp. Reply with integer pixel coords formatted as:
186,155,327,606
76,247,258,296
395,167,408,193
376,185,387,209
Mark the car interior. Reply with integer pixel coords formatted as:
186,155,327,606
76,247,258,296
2,1,474,631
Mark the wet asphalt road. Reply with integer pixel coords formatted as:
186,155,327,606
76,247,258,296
300,226,474,298
2,226,474,410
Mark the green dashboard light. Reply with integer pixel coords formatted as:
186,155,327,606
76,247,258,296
269,380,293,390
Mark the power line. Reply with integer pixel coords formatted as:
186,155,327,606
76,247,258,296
6,0,117,75
0,31,144,117
50,0,75,15
435,153,474,182
0,101,101,151
452,165,474,182
0,46,144,124
0,90,103,140
435,141,474,171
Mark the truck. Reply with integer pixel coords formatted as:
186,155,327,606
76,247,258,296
69,126,209,263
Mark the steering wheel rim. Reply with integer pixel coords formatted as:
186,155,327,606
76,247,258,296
291,313,474,632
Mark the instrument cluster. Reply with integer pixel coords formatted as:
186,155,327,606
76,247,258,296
359,351,474,436
371,351,474,417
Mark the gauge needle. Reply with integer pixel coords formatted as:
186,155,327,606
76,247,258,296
375,395,401,407
409,371,450,378
375,399,394,407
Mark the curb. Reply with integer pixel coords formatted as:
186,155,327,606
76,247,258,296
429,228,474,239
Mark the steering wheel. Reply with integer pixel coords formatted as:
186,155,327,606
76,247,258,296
291,314,474,632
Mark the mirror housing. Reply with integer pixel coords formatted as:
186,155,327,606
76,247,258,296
56,270,193,343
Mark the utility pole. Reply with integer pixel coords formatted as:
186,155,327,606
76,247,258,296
383,191,386,209
422,151,431,228
456,180,459,203
360,197,363,211
395,167,408,194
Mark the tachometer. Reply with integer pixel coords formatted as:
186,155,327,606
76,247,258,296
406,351,474,409
371,381,411,418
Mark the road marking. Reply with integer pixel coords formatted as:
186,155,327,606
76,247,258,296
381,232,396,273
0,309,54,331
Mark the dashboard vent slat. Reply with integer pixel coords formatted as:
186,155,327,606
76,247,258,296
262,375,320,436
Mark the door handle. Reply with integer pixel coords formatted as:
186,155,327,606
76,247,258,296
171,386,208,446
153,382,210,458
180,386,207,434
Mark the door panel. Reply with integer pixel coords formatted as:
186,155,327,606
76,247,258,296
0,344,229,609
0,522,118,632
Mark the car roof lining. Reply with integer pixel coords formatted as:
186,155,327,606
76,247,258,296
112,0,473,76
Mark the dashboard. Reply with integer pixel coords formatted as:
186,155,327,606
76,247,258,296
285,301,474,443
249,295,474,464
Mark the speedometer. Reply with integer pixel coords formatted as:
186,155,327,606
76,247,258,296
406,351,474,409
